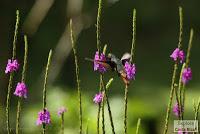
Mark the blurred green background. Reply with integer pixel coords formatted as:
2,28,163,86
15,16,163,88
0,0,200,133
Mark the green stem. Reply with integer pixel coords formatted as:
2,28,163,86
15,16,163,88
178,7,183,49
97,104,101,134
101,94,105,134
6,10,20,134
163,7,183,134
130,9,136,62
16,35,28,134
124,85,128,134
42,50,52,134
163,63,178,134
70,19,82,134
136,118,141,134
101,76,115,134
96,0,103,52
61,113,64,134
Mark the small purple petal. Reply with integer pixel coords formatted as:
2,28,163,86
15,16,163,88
182,67,192,84
170,48,185,63
5,59,20,74
93,92,104,104
173,102,183,117
124,62,136,80
36,109,51,125
14,82,28,98
57,107,67,116
93,51,107,73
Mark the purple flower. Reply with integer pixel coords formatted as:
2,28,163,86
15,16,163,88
182,67,192,84
5,59,19,74
170,48,185,63
14,82,28,98
93,92,104,104
173,102,183,117
57,107,67,116
124,62,136,80
36,109,51,125
94,51,107,73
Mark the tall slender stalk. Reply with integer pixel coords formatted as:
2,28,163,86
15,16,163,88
101,76,115,134
61,113,64,134
16,35,28,134
163,7,183,134
70,19,83,134
6,10,20,134
97,103,101,134
96,0,103,52
101,87,105,134
182,29,194,116
193,98,200,134
101,45,107,134
136,118,141,134
124,85,128,134
124,9,136,134
42,50,52,134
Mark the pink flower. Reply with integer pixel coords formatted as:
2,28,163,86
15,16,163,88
93,92,104,104
173,102,183,117
94,51,107,73
124,62,136,80
182,67,192,84
14,82,28,98
5,59,19,74
170,48,185,63
36,109,51,125
57,107,67,116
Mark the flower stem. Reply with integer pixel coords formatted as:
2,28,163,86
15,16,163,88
6,10,20,134
97,103,101,134
163,63,178,134
130,9,136,62
96,0,103,52
16,35,28,134
124,85,128,134
101,93,105,134
61,113,64,134
101,76,115,134
42,50,52,134
136,118,141,134
163,7,183,134
182,29,194,117
70,19,83,134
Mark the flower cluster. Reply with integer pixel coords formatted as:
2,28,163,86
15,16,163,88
93,92,104,104
5,59,19,74
94,51,107,73
182,67,192,84
170,48,185,63
36,109,51,125
173,102,183,117
57,107,67,116
124,62,136,80
14,82,28,98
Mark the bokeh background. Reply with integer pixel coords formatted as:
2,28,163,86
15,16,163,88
0,0,200,133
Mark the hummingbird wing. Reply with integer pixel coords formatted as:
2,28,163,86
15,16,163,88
121,53,131,65
85,57,113,70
